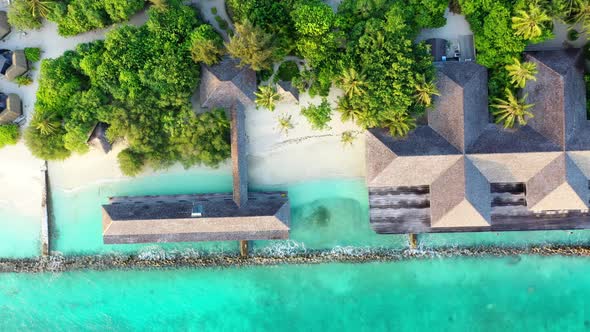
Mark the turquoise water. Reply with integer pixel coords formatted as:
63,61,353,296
0,212,39,258
2,170,590,258
2,256,590,331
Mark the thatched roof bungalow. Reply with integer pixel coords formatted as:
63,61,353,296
102,192,290,244
367,54,590,234
200,56,256,110
0,93,21,124
102,100,291,244
3,50,28,81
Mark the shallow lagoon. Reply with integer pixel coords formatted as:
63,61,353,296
2,256,590,331
3,170,590,258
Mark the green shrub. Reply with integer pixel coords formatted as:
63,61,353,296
301,97,332,130
189,24,225,65
118,148,145,176
568,29,580,41
0,124,20,148
215,15,228,30
24,47,41,62
6,0,50,30
54,0,145,36
14,75,33,86
211,7,218,15
277,61,300,81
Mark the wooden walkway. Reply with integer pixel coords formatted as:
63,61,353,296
370,183,590,234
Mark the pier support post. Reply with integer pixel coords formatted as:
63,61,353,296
40,161,50,256
240,240,249,257
408,233,418,249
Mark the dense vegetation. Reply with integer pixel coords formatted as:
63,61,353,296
228,0,447,135
0,124,19,149
25,2,230,175
457,0,587,127
8,0,147,35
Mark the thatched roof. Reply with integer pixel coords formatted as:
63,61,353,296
231,104,248,208
468,124,561,154
430,156,491,228
5,50,28,81
200,56,256,109
87,122,112,154
526,153,588,212
365,55,590,233
523,49,587,149
102,192,290,244
0,12,10,40
429,61,488,152
277,80,299,102
0,93,21,124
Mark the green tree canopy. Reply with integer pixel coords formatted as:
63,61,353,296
25,3,231,173
225,20,278,71
189,24,225,66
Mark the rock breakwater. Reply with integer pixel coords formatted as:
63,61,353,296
2,246,590,273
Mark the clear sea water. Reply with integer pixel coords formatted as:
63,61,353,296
2,256,590,331
3,171,590,330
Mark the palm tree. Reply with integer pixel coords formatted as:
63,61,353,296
255,85,281,111
25,0,54,18
338,67,367,98
277,114,294,135
382,112,416,137
32,110,60,135
149,0,168,11
505,57,538,88
336,97,363,123
492,89,535,129
414,74,440,107
511,4,551,40
574,0,590,31
341,130,356,146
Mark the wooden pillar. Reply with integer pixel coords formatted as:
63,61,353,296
239,240,249,257
40,161,50,256
408,233,418,249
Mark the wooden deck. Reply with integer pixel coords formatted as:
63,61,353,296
370,183,590,234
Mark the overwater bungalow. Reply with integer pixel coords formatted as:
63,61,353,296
103,105,291,244
367,49,590,234
0,93,21,124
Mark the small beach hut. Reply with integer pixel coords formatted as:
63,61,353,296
0,93,22,124
2,50,28,81
0,12,10,40
87,122,112,154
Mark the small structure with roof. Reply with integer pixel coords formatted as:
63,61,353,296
0,12,10,40
0,49,28,81
200,56,256,110
0,93,21,124
87,122,112,154
277,80,299,103
368,50,590,234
